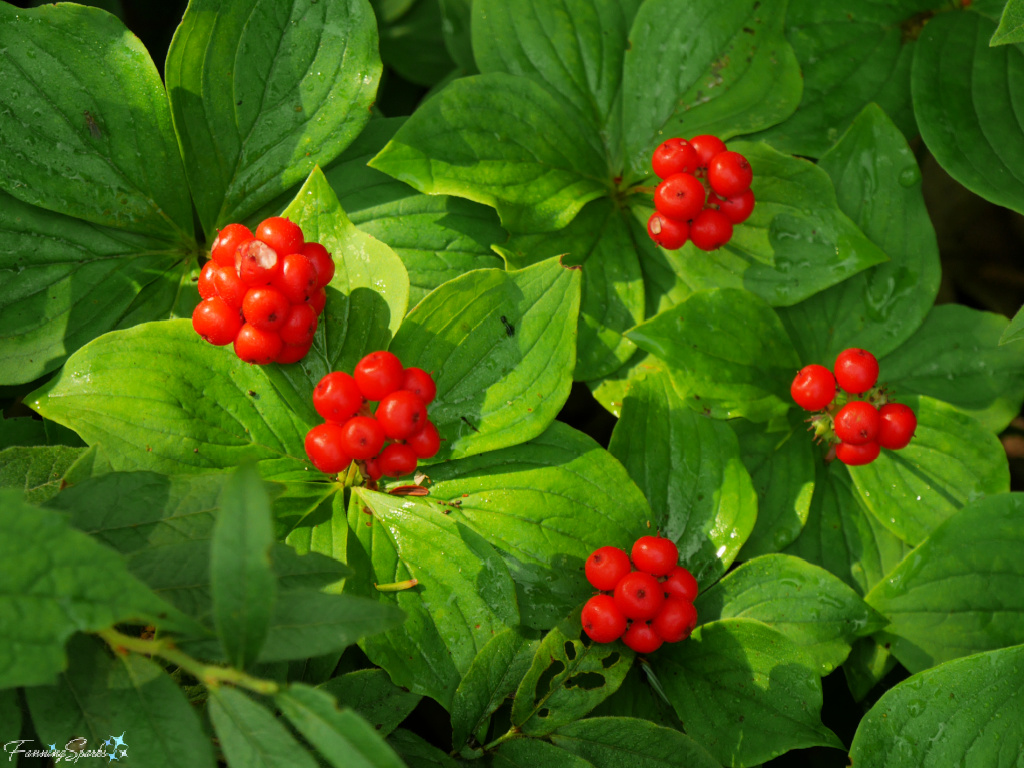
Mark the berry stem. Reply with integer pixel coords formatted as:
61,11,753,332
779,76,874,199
481,727,520,752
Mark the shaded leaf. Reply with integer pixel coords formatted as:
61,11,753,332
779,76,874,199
209,686,319,768
0,445,84,503
319,668,422,737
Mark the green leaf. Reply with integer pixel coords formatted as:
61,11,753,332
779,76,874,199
498,198,644,381
848,396,1010,545
550,717,722,768
779,103,941,363
621,0,802,180
913,11,1024,214
511,610,634,736
0,192,192,386
165,0,381,235
850,643,1024,766
209,686,320,768
695,554,887,675
628,288,800,422
277,683,407,768
439,0,475,72
369,73,610,233
588,666,679,729
25,634,215,767
866,493,1024,673
992,0,1024,45
0,415,46,448
657,618,843,767
319,669,422,737
388,257,580,461
451,628,538,749
880,304,1024,432
389,728,463,768
0,491,173,689
377,0,455,86
0,4,193,238
1000,303,1024,344
0,445,84,503
346,489,519,709
608,370,757,588
425,421,650,628
0,689,20,760
842,637,898,702
495,738,595,768
211,463,277,669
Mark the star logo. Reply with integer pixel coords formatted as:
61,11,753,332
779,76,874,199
103,733,128,761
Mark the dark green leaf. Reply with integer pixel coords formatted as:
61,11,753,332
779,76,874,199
0,689,19,759
25,634,215,767
551,716,722,768
495,738,594,768
866,493,1024,673
913,11,1024,214
629,288,800,422
0,445,84,503
165,0,381,235
369,73,610,233
991,0,1024,45
379,0,455,86
842,637,898,702
439,0,475,72
609,370,757,587
850,643,1024,766
849,396,1010,546
588,665,679,729
657,618,842,767
389,257,580,461
0,4,193,238
389,728,463,768
319,669,422,737
209,686,319,768
0,415,46,448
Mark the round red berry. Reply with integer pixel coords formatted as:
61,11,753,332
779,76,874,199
654,173,706,222
339,416,386,460
791,364,836,412
233,324,283,365
236,239,281,287
622,621,663,654
835,440,880,466
363,456,383,481
614,571,665,621
211,223,254,267
581,594,627,643
378,442,418,477
652,137,698,179
273,253,318,304
256,216,304,257
689,208,733,251
355,351,405,401
274,341,312,365
651,597,698,643
647,212,689,250
242,286,291,333
376,390,428,440
707,151,753,197
313,371,364,423
402,367,437,405
662,566,698,602
198,261,218,299
585,546,632,592
301,242,335,288
833,400,880,446
834,348,879,394
688,134,728,168
710,189,755,224
212,264,247,309
304,422,351,474
192,296,242,346
406,420,441,459
279,303,318,347
308,286,327,317
877,403,916,450
631,536,678,577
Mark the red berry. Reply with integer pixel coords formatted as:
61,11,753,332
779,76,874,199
339,416,386,460
302,242,335,288
647,212,689,250
833,401,880,446
279,303,318,347
313,371,364,423
835,441,880,466
308,286,327,316
211,223,254,267
363,456,383,481
233,324,283,365
378,443,418,477
406,420,441,459
834,348,879,394
878,403,916,450
198,261,218,299
790,364,836,411
256,216,304,257
654,173,705,222
651,597,698,643
192,296,242,346
651,137,698,179
212,263,247,309
236,239,281,287
622,621,663,654
402,367,437,405
613,571,665,621
710,189,755,224
689,209,733,251
707,151,753,197
273,253,319,304
304,422,351,474
662,566,698,602
581,594,627,643
688,134,728,168
585,546,632,591
631,536,678,577
376,390,428,440
355,351,405,401
242,286,291,333
274,341,312,364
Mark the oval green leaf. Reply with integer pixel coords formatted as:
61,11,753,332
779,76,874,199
551,716,722,768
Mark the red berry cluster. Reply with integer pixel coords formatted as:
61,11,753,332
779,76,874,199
305,350,441,480
791,348,917,466
581,536,698,654
646,135,755,252
192,217,336,365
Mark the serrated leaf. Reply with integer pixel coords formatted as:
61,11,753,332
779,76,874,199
550,716,722,768
319,669,422,737
866,493,1024,673
0,445,84,503
209,686,320,768
991,0,1024,45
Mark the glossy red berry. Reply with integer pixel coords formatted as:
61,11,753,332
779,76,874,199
273,253,318,304
198,261,218,299
654,173,706,222
402,367,437,405
304,422,351,474
707,151,753,197
378,443,418,477
834,348,879,394
233,324,283,365
279,303,318,347
585,546,632,592
192,297,242,346
376,390,428,440
652,137,698,179
652,597,698,643
242,287,291,333
877,403,917,450
256,216,304,257
212,264,247,309
662,566,698,603
710,189,756,224
363,456,383,481
211,223,254,267
791,364,836,411
688,134,728,168
835,440,880,466
581,594,627,643
339,416,386,460
689,208,733,251
355,351,405,401
631,536,678,577
236,239,281,287
647,212,689,250
301,242,335,288
833,401,880,446
274,341,313,364
313,371,364,423
614,571,665,621
308,286,327,316
622,621,663,654
406,420,441,459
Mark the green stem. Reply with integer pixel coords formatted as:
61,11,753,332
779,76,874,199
482,727,519,752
